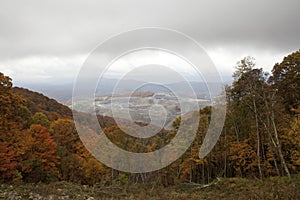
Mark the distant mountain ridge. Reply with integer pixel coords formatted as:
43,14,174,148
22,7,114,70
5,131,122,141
24,78,225,104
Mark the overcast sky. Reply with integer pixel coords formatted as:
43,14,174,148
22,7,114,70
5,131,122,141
0,0,299,87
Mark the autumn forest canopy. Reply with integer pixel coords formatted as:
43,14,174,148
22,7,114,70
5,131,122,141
0,50,300,186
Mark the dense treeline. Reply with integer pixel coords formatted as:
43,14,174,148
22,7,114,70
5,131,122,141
0,50,299,185
159,50,300,184
0,78,108,184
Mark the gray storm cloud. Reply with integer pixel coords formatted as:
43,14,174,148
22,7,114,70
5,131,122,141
0,0,299,85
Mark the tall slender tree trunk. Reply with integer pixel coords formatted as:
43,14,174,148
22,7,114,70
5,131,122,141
253,99,263,180
266,119,280,176
271,109,291,179
263,92,280,176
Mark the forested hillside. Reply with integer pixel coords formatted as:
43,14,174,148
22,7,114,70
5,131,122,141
0,50,300,189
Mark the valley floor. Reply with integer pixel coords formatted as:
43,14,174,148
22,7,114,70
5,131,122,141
1,175,300,200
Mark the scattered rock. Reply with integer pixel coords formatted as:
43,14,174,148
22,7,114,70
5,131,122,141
29,192,43,200
7,191,21,200
58,195,70,199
